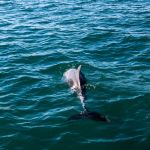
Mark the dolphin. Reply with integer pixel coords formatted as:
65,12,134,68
64,65,110,123
63,65,87,110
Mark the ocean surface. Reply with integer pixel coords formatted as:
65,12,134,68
0,0,150,149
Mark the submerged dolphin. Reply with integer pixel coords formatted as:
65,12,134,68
68,110,110,122
64,65,86,109
64,65,110,123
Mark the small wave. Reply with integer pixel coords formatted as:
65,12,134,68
83,135,143,143
81,32,114,44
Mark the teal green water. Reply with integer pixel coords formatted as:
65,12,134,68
0,0,150,149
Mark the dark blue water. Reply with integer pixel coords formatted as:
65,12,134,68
0,0,150,149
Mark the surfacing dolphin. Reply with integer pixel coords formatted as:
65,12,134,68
64,65,110,123
63,65,87,110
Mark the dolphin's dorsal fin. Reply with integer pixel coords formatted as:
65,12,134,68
77,65,81,72
76,65,82,89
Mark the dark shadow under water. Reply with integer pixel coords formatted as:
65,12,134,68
67,110,110,123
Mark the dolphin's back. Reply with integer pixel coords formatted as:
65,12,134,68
64,65,87,109
64,68,80,89
64,66,86,92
